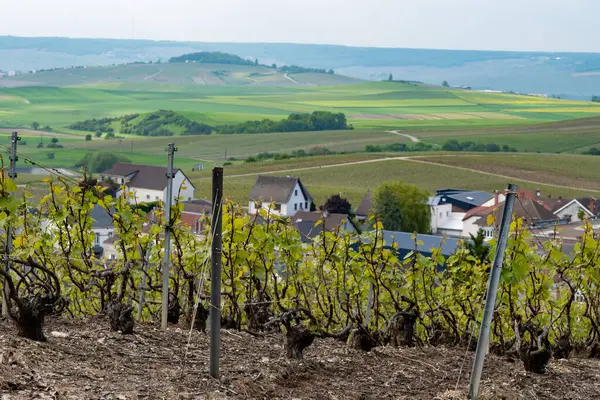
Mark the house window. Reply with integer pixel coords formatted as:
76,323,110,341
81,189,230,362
300,203,303,210
108,232,113,238
295,190,298,196
294,203,298,211
146,194,150,200
439,212,442,218
155,196,159,201
188,197,192,201
446,211,450,217
305,202,308,209
110,254,116,260
274,204,281,211
95,233,100,245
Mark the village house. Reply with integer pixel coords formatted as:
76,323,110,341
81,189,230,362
90,205,115,246
248,175,313,217
355,191,373,225
100,163,195,205
428,189,502,237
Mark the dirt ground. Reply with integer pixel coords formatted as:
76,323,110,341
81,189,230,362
2,317,600,400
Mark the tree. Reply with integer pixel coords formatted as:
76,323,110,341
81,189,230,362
591,95,600,103
442,139,461,151
85,134,92,141
271,63,277,69
442,81,450,88
327,69,335,75
32,121,40,130
322,194,353,215
486,143,500,152
75,152,131,173
466,229,491,263
105,132,116,139
388,73,393,82
373,182,431,233
254,59,259,66
51,137,59,144
95,131,103,138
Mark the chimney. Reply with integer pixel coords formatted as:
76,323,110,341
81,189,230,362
494,190,499,206
590,199,595,214
535,189,541,197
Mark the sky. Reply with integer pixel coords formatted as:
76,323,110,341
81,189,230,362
0,0,598,52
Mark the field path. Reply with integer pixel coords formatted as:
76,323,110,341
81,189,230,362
216,155,600,193
386,130,420,143
144,68,164,81
284,73,301,85
405,157,600,194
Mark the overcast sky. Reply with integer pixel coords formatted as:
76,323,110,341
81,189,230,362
1,0,598,52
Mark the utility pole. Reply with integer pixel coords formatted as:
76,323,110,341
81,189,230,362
224,148,227,161
161,143,177,330
209,166,223,379
2,131,19,317
469,183,517,399
130,141,133,154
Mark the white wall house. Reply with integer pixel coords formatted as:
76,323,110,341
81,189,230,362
554,199,594,223
100,163,195,205
248,175,313,217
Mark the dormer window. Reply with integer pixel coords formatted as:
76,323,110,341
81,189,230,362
295,190,298,196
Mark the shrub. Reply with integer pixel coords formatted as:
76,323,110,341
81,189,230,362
85,134,92,141
46,152,55,159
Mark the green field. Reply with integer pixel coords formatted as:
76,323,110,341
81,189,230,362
188,154,596,206
1,65,600,200
2,79,600,133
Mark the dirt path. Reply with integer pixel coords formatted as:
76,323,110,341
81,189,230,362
2,318,599,399
216,155,599,193
284,73,300,85
144,68,164,81
386,130,420,142
406,157,600,194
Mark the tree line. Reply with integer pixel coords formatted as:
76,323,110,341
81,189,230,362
280,65,335,74
169,51,256,65
69,110,351,137
217,111,350,134
442,139,518,153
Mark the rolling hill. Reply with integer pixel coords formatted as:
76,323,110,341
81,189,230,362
1,36,600,99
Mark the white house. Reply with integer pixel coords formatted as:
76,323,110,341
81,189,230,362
248,175,313,217
100,163,195,205
90,205,115,246
553,199,595,222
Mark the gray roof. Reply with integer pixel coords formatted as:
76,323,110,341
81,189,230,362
356,191,373,217
381,230,464,257
249,175,313,204
442,191,493,207
292,211,356,242
101,163,195,191
90,205,113,228
427,196,441,206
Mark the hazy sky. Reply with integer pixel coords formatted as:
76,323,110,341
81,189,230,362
1,0,598,52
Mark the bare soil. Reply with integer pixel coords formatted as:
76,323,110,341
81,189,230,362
1,317,600,400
